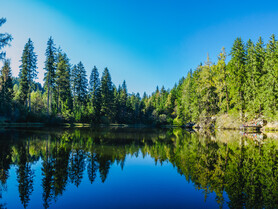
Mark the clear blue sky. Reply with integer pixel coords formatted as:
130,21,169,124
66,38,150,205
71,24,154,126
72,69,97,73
1,0,278,95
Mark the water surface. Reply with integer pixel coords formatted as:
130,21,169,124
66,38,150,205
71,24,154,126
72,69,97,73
0,128,276,208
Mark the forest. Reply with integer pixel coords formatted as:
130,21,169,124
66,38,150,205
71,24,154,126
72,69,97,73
1,17,278,125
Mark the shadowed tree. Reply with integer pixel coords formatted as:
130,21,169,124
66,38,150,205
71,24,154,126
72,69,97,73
87,151,99,184
16,140,35,209
0,59,13,114
68,149,86,187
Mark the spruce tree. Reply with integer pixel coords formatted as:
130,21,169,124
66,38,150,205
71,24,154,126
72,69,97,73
19,39,37,111
44,37,56,115
56,51,72,113
198,55,218,116
89,66,101,122
245,38,265,116
0,59,13,114
180,70,193,122
73,62,88,108
213,48,229,112
262,34,278,117
100,67,114,122
227,37,246,118
118,80,128,123
71,64,78,108
245,39,255,106
254,37,266,115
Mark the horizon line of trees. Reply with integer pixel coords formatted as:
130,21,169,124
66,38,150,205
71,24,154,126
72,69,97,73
1,17,278,124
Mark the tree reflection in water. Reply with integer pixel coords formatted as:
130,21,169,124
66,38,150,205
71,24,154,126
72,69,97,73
0,128,278,208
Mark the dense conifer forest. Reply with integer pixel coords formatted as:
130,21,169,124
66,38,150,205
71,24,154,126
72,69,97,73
1,17,278,125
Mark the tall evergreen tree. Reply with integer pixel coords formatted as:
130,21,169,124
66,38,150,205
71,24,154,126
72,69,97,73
198,55,218,116
180,70,193,122
44,37,56,115
19,39,37,111
117,80,128,123
245,38,265,116
262,35,278,117
89,66,101,121
0,59,13,114
100,68,114,122
55,51,72,114
73,62,88,108
213,48,229,112
228,37,246,118
71,64,78,108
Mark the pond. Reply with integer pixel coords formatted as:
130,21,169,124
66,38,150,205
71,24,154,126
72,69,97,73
0,127,276,208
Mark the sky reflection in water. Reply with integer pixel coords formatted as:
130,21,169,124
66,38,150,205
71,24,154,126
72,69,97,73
2,127,272,209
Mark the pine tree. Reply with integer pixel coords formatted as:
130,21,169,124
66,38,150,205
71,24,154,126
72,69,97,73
245,38,265,116
100,67,114,122
262,34,278,117
190,67,202,121
89,66,101,121
227,37,246,118
19,39,37,111
71,64,78,108
0,18,12,60
180,70,193,122
0,59,13,114
213,48,229,113
44,37,56,115
73,62,88,109
254,37,266,113
198,55,218,116
118,80,128,123
56,51,72,114
245,39,255,114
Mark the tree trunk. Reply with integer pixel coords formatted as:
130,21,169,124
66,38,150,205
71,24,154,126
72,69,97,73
50,90,52,114
225,85,229,112
240,90,244,121
29,91,31,112
57,87,59,113
47,83,50,116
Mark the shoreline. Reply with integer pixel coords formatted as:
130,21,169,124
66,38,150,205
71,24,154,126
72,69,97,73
0,121,278,133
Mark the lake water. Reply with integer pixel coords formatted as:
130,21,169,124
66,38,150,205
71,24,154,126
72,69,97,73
0,127,276,208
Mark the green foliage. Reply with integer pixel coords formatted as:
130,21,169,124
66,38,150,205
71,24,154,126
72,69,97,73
100,68,114,122
44,37,56,115
55,51,72,114
19,38,38,111
73,62,88,108
0,59,13,115
227,37,246,116
89,66,101,122
3,16,278,125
